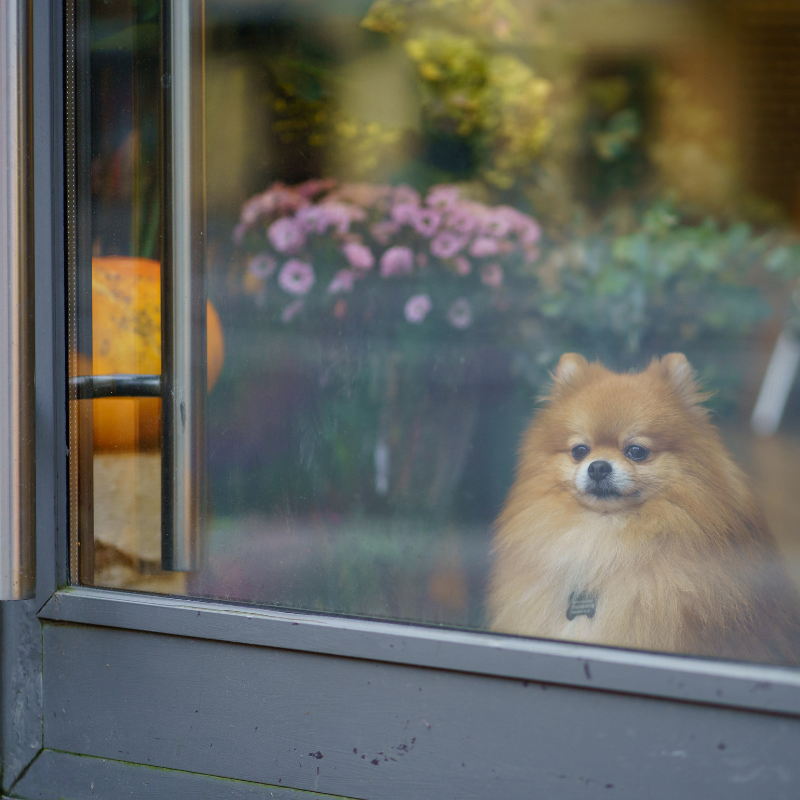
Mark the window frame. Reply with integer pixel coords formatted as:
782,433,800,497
37,586,800,717
3,2,800,798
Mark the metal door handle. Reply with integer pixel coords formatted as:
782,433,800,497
70,374,162,399
161,0,206,572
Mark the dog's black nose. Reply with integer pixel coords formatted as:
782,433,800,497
588,460,612,481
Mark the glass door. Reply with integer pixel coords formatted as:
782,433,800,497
68,0,800,668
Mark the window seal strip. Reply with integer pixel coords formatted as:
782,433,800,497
39,586,800,717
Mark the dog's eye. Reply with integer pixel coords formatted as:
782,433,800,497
625,445,649,461
571,444,590,461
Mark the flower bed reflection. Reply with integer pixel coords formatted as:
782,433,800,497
226,180,543,523
235,180,541,345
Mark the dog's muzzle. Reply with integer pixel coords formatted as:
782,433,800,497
586,460,620,498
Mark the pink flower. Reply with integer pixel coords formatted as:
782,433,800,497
380,246,414,277
281,299,304,323
490,206,541,244
268,218,306,253
391,202,419,225
447,298,472,329
431,231,466,259
454,256,471,276
296,206,332,234
370,221,400,245
481,263,504,287
446,207,478,235
342,242,375,271
483,208,515,238
240,198,264,226
393,185,420,206
426,185,460,211
404,294,432,324
253,184,308,219
461,201,492,232
236,183,310,241
411,207,441,237
247,253,277,279
240,190,285,226
328,269,356,293
516,217,541,245
278,260,315,295
320,202,365,235
470,236,500,258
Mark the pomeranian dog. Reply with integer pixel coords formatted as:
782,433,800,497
489,353,800,665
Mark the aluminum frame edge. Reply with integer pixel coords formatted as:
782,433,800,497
39,586,800,717
0,0,35,600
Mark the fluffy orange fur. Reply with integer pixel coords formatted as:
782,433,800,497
489,353,800,664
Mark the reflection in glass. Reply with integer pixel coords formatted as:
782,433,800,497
76,0,800,664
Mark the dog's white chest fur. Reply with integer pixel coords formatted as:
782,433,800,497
491,513,642,646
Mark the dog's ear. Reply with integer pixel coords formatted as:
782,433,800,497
657,353,709,413
552,353,589,392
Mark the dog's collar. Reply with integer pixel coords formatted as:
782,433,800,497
567,589,598,620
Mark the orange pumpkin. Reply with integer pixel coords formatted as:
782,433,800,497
87,257,225,452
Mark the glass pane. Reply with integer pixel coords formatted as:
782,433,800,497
74,0,800,666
